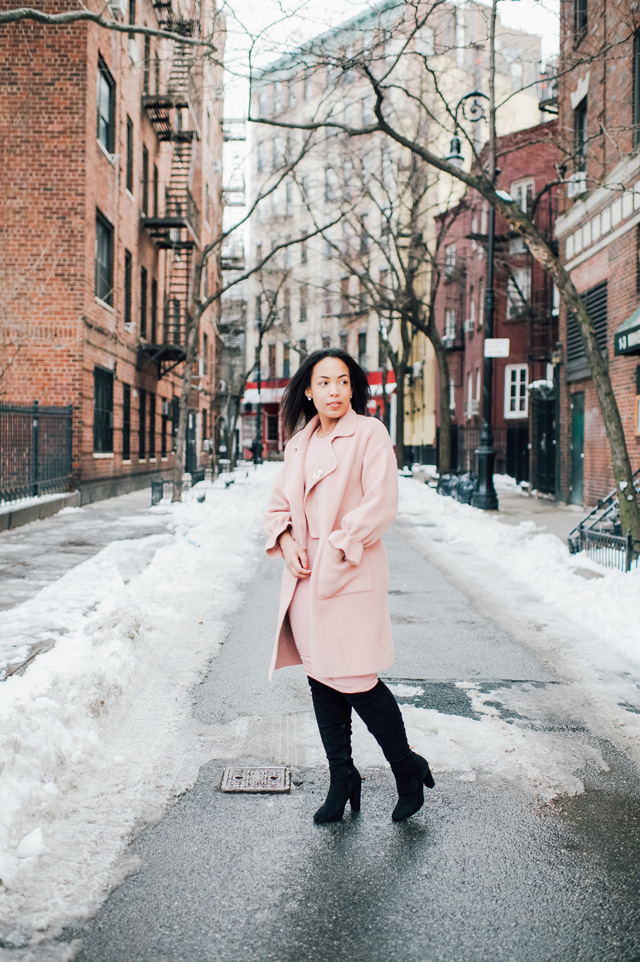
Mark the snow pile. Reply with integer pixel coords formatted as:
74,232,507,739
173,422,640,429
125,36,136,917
0,465,277,942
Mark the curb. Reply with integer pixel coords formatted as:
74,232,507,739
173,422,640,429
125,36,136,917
0,491,82,532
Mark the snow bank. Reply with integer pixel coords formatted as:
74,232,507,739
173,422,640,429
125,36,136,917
0,465,278,943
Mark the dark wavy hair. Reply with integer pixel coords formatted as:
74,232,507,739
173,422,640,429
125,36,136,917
280,348,371,439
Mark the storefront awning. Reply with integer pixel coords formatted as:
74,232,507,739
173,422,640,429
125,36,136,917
614,306,640,356
242,386,286,404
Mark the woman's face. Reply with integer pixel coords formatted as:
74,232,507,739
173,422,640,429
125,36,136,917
305,357,352,422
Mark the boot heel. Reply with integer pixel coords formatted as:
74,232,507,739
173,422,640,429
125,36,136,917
423,763,435,790
350,773,362,813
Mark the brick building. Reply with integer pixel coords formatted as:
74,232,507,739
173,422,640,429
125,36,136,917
0,0,224,501
555,0,640,506
434,121,560,491
246,0,545,461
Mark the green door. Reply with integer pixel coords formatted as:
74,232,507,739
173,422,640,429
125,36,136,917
570,391,584,505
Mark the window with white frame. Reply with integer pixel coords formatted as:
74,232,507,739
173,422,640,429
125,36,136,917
466,372,473,418
504,364,529,418
507,267,531,317
445,243,457,269
511,178,534,214
449,378,456,411
444,307,456,339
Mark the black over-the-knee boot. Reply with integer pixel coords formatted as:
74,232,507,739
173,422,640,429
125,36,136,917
346,680,435,821
308,677,362,823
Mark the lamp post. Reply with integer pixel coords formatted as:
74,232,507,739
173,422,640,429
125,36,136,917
255,322,263,465
445,90,499,510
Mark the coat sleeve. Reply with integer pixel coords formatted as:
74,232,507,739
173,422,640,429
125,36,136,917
263,464,292,558
327,430,398,566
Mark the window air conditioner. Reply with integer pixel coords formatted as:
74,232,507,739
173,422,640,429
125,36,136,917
470,399,480,415
442,334,455,348
463,318,474,334
567,171,586,198
108,0,126,19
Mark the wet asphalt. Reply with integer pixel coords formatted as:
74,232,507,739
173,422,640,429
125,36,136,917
52,519,640,962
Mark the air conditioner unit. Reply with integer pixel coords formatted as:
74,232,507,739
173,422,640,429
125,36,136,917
463,318,474,334
470,398,480,415
567,171,587,198
108,0,126,19
442,334,455,349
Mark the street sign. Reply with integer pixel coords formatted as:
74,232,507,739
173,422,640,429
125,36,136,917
484,338,510,358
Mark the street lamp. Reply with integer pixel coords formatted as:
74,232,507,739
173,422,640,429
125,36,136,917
445,89,499,511
255,320,263,465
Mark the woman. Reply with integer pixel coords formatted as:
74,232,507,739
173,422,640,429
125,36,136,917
264,348,435,823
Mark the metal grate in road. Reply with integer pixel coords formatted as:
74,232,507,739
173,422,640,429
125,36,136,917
221,767,291,793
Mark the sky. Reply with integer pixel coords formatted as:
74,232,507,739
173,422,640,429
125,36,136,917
221,0,560,116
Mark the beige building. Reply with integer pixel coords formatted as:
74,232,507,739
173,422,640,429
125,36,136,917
246,0,545,463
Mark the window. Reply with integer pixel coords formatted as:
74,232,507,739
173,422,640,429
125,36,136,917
97,56,115,153
148,392,156,458
634,32,640,147
153,164,159,216
124,250,133,328
202,408,208,445
504,364,529,418
466,372,473,419
122,383,131,460
299,286,307,322
444,307,456,339
449,378,455,412
161,399,169,457
283,342,290,378
285,179,293,217
151,277,157,342
171,397,179,450
267,415,279,442
475,367,481,404
95,210,113,305
268,343,276,378
358,331,367,370
340,331,349,352
324,238,332,260
202,332,209,375
126,116,134,194
325,168,335,203
322,335,331,349
507,267,531,317
360,214,369,254
574,0,587,39
93,367,114,453
283,290,291,326
324,290,332,316
299,338,307,358
445,243,457,272
256,294,263,326
300,240,307,265
511,179,534,215
140,265,147,336
575,97,587,172
142,145,149,214
138,388,146,459
143,35,151,92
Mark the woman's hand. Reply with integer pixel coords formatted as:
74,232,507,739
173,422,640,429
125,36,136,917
279,531,311,579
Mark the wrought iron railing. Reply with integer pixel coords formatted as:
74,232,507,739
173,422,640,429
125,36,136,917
570,527,639,573
0,401,73,503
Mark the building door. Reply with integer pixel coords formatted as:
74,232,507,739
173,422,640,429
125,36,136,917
186,411,197,475
570,391,584,504
506,424,529,484
534,396,556,494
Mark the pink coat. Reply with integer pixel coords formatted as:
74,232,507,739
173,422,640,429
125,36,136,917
264,406,399,680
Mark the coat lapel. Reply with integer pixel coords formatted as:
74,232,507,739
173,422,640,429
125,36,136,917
303,405,357,500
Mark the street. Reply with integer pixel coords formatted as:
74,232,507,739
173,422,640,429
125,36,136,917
1,470,640,961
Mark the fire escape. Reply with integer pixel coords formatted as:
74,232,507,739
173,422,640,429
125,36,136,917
139,0,201,377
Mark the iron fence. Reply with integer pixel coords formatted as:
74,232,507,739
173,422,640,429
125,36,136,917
0,401,73,504
570,527,639,573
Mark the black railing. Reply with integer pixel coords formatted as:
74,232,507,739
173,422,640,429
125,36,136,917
0,401,73,503
569,527,638,572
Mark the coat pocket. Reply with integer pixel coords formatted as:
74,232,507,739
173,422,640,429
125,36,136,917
316,541,372,600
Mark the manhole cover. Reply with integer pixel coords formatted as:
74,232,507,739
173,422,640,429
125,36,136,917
221,767,291,794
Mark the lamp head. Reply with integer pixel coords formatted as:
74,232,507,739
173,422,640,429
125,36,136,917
446,134,464,169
